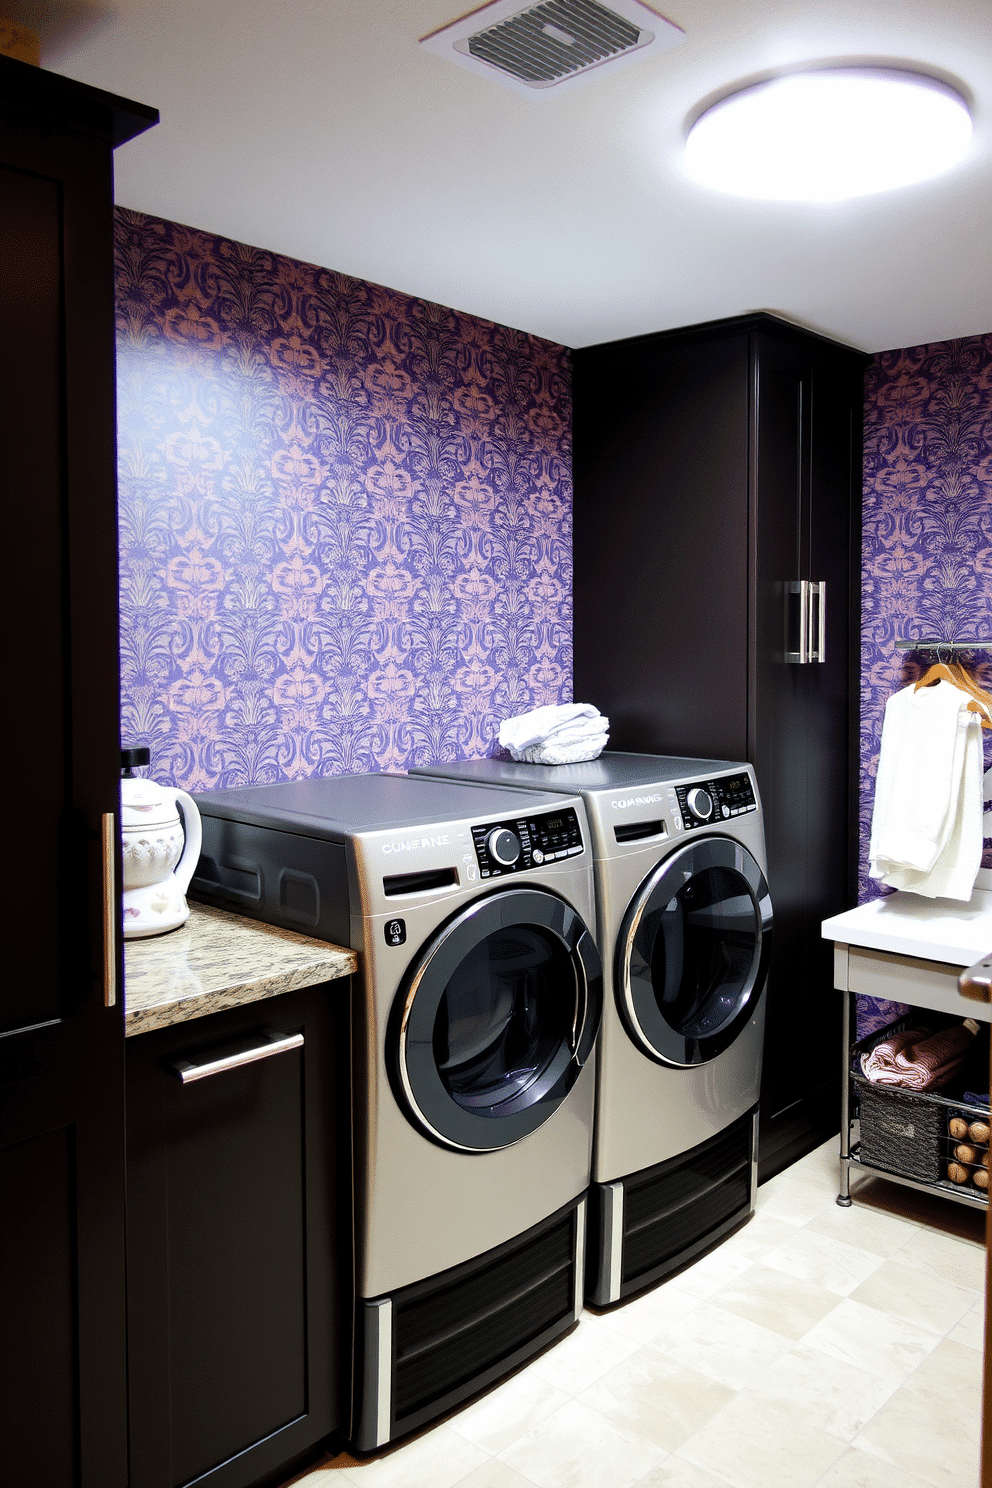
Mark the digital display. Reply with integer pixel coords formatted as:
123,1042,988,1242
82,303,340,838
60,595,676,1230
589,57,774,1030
723,775,747,793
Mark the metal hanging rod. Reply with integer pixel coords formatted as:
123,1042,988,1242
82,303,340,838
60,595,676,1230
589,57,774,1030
895,639,992,652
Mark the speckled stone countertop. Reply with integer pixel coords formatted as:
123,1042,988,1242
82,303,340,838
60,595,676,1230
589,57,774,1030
124,902,356,1036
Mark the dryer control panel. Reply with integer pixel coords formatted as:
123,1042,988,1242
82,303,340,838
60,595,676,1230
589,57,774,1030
472,807,584,877
671,773,757,830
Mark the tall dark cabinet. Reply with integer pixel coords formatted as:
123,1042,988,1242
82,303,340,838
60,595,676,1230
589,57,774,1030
572,313,866,1180
0,58,156,1486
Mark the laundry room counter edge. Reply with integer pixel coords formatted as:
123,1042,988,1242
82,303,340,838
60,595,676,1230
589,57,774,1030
123,902,356,1036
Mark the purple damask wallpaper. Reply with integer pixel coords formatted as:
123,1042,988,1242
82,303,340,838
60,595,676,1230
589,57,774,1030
115,209,573,791
858,332,992,1035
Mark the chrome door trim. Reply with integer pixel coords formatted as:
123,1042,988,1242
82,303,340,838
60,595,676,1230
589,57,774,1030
393,887,601,1153
616,836,771,1068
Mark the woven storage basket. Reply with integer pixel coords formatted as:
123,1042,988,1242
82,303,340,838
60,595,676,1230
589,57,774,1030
852,1073,944,1183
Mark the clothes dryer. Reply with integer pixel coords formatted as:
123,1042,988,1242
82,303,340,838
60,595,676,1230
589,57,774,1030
189,773,602,1447
412,754,772,1306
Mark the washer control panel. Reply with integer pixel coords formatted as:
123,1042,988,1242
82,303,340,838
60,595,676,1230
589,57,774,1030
672,773,756,830
472,807,584,878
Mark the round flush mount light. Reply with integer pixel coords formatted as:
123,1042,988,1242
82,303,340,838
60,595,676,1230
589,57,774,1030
684,66,972,202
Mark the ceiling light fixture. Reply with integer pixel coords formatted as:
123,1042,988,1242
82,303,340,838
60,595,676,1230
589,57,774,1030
683,66,972,202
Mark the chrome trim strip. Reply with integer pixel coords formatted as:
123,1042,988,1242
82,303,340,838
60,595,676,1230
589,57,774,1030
606,1181,624,1303
102,812,116,1008
573,1197,586,1319
358,1297,393,1450
750,1110,759,1210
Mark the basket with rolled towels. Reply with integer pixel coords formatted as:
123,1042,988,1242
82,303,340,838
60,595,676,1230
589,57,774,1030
497,702,609,765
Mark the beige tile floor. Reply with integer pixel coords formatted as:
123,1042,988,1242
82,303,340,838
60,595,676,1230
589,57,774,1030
295,1139,987,1488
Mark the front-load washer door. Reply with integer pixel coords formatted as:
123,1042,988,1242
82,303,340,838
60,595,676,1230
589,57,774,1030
390,887,602,1153
616,836,772,1068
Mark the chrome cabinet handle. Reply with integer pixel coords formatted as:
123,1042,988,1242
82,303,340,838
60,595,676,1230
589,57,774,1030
786,579,810,663
787,579,826,663
168,1030,304,1083
807,580,827,663
102,812,117,1008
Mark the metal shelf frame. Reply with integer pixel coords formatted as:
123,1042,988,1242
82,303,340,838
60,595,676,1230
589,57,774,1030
894,639,992,652
836,988,989,1213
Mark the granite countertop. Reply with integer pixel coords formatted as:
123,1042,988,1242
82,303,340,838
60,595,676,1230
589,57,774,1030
124,902,356,1036
821,886,992,967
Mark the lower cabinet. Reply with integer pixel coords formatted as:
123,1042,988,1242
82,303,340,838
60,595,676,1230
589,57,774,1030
125,985,351,1488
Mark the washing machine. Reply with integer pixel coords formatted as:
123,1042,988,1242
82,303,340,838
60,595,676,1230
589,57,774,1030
189,772,602,1448
412,753,772,1306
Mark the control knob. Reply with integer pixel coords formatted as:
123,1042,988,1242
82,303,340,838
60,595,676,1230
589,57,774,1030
487,827,522,866
685,787,713,822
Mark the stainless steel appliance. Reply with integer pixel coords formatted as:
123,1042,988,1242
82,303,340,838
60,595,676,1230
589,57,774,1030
189,773,602,1448
413,753,772,1305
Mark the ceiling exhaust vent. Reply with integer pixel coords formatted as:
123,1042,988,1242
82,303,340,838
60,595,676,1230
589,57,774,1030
420,0,684,99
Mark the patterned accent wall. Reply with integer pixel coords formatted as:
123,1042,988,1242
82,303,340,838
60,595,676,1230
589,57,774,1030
859,332,992,1036
115,209,573,790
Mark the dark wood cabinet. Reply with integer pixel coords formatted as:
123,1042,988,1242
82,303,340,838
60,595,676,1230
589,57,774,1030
125,986,351,1488
572,313,866,1180
0,58,156,1487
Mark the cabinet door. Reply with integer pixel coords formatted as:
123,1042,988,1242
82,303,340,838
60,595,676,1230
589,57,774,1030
125,986,350,1488
752,333,859,1175
0,73,152,1486
573,330,751,760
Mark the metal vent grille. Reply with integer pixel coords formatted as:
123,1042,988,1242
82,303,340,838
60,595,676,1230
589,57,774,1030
421,0,684,98
466,1,641,85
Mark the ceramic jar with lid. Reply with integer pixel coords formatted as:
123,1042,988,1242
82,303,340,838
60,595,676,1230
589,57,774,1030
120,748,202,939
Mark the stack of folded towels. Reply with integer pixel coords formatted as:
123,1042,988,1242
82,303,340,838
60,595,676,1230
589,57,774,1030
860,1019,981,1091
498,703,609,765
868,679,984,900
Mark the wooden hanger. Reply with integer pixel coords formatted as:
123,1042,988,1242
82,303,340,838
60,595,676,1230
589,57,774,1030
949,659,992,705
914,659,992,729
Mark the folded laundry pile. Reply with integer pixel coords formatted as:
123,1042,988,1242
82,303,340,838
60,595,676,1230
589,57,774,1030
498,703,609,765
860,1019,982,1091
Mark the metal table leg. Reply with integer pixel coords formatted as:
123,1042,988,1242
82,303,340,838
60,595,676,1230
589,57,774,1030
837,988,852,1206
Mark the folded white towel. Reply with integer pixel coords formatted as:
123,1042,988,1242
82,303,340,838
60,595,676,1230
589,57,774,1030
498,703,609,762
519,732,610,765
869,680,983,901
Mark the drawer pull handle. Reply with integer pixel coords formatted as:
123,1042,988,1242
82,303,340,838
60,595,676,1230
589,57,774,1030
102,812,117,1008
169,1030,304,1083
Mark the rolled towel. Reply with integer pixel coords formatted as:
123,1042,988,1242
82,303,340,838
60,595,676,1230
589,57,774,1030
862,1020,981,1091
520,732,610,765
861,1026,931,1081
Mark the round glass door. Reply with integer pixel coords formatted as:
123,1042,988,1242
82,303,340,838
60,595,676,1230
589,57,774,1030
616,837,772,1068
392,887,602,1152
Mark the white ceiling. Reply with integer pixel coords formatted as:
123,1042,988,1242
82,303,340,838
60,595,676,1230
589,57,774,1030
23,0,992,351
